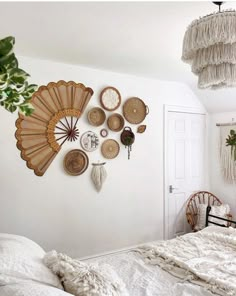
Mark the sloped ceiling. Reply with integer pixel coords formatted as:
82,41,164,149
1,1,236,113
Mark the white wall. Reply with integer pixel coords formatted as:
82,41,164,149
209,112,236,218
0,56,205,257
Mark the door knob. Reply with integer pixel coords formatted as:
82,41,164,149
169,185,178,193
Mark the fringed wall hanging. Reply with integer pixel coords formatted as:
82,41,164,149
91,162,107,192
217,120,236,183
15,80,93,176
182,2,236,89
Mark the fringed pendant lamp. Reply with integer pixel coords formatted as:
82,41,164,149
182,2,236,89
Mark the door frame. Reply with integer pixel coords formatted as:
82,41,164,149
163,105,207,239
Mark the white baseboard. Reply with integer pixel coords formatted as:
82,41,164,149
79,240,158,261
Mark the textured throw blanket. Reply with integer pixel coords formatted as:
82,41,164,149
136,226,236,296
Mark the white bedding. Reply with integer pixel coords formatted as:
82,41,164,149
1,227,234,296
136,226,236,296
0,282,73,296
0,233,62,288
87,250,215,296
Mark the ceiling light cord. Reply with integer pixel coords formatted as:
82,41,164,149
213,2,224,13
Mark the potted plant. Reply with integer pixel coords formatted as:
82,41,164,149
226,129,236,161
0,36,37,115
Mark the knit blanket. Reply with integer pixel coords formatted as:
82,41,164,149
136,226,236,296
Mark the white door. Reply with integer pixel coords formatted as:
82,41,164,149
165,110,206,239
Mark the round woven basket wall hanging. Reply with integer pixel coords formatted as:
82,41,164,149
64,149,89,176
107,113,125,132
123,97,149,124
15,80,93,176
87,107,106,126
100,86,121,111
101,139,120,159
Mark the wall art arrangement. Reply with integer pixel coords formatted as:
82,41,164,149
15,82,149,191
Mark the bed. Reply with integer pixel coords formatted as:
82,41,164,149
0,212,235,296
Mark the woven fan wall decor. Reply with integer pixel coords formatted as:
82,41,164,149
15,80,94,176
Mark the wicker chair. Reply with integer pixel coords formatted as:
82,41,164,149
186,191,232,230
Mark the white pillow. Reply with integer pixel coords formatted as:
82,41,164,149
195,203,208,231
44,250,129,296
209,204,230,226
0,233,62,289
0,282,73,296
195,204,230,231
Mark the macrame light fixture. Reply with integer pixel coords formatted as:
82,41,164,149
182,2,236,89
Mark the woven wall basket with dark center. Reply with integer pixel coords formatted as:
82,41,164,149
63,149,89,176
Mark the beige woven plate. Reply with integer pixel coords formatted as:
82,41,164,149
101,139,120,159
107,113,125,132
123,97,149,124
64,149,89,176
87,107,106,126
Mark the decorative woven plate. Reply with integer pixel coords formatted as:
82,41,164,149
100,86,121,111
107,113,125,132
64,149,89,176
80,131,99,152
87,107,106,126
123,97,149,124
101,139,120,159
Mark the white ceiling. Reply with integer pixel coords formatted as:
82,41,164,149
1,1,236,113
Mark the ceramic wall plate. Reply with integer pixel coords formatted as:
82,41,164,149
101,139,120,159
123,97,149,124
64,149,89,176
87,107,106,126
107,113,125,132
100,86,121,111
80,131,99,152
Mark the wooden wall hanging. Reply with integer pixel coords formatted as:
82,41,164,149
15,80,94,176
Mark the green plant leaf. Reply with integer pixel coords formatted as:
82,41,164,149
0,72,8,90
19,103,34,116
9,68,29,79
0,53,18,70
0,91,7,101
0,36,15,57
0,36,37,115
22,84,37,100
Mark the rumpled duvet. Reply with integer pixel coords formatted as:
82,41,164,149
136,226,236,296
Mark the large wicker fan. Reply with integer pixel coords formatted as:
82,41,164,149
15,80,94,176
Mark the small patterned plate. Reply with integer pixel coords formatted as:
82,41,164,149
80,131,99,152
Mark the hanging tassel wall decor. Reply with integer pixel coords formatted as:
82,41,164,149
91,162,107,192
